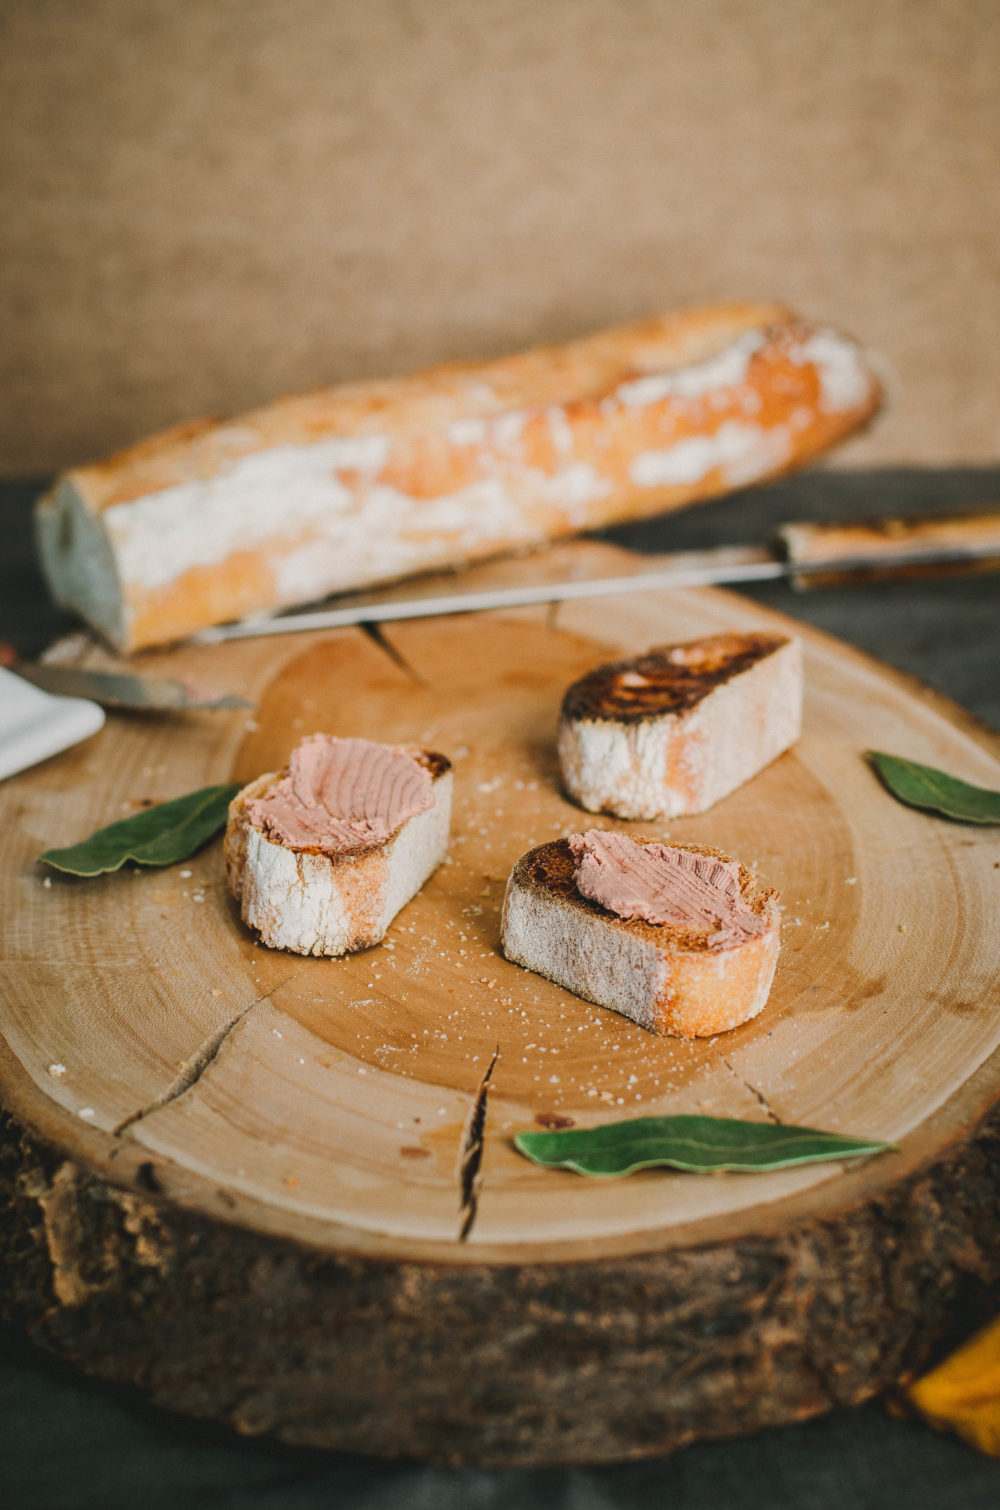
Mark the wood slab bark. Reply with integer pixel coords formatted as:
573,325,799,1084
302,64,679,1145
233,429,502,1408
2,543,1000,1465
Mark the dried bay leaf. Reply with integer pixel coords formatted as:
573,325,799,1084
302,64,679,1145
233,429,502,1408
39,783,241,876
513,1114,892,1177
868,751,1000,824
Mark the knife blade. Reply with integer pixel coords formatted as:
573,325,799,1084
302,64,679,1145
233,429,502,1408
190,507,1000,645
11,665,254,711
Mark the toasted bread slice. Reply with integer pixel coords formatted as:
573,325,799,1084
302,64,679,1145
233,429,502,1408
225,742,452,956
558,632,802,819
500,835,780,1038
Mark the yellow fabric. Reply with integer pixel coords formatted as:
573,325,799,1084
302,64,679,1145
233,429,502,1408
903,1316,1000,1456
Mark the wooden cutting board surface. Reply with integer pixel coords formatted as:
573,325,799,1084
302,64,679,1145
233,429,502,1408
4,543,1000,1258
3,541,1000,1462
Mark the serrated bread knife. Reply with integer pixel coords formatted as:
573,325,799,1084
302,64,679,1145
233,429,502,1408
189,507,1000,644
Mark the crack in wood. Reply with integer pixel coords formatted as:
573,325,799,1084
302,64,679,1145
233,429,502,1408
720,1054,780,1124
113,978,294,1137
457,1045,500,1243
359,621,428,686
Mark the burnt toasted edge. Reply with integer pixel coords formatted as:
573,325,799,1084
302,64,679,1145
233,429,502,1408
510,837,777,954
232,747,452,863
560,633,791,724
411,749,452,782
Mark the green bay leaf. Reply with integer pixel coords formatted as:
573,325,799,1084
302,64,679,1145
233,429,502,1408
513,1114,893,1177
867,751,1000,825
39,783,241,876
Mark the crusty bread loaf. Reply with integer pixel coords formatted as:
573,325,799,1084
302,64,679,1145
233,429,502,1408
225,744,452,956
558,633,802,819
35,303,880,650
501,836,780,1038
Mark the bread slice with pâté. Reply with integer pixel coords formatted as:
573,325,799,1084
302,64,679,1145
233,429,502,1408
500,831,780,1038
225,732,452,956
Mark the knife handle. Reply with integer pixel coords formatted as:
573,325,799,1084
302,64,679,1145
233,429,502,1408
776,507,1000,589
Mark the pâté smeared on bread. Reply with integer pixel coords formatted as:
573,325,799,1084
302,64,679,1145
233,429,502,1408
36,303,880,650
559,632,802,819
225,733,452,956
501,832,780,1038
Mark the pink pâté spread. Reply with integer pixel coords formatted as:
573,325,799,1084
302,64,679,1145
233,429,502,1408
568,830,767,948
246,734,433,853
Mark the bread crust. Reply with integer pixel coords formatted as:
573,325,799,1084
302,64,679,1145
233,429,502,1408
558,633,803,818
500,838,780,1038
225,751,452,956
35,304,880,650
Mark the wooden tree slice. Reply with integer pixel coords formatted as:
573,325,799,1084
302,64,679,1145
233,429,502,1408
3,542,1000,1465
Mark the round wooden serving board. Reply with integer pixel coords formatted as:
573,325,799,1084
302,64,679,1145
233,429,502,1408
3,542,1000,1465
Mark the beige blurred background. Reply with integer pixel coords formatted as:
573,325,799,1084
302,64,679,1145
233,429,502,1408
2,0,998,476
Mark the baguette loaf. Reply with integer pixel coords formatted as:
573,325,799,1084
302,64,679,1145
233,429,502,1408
559,632,802,819
225,735,452,956
501,834,780,1038
36,303,880,651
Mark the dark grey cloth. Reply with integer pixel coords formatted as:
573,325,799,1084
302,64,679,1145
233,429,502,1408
3,470,1000,1509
